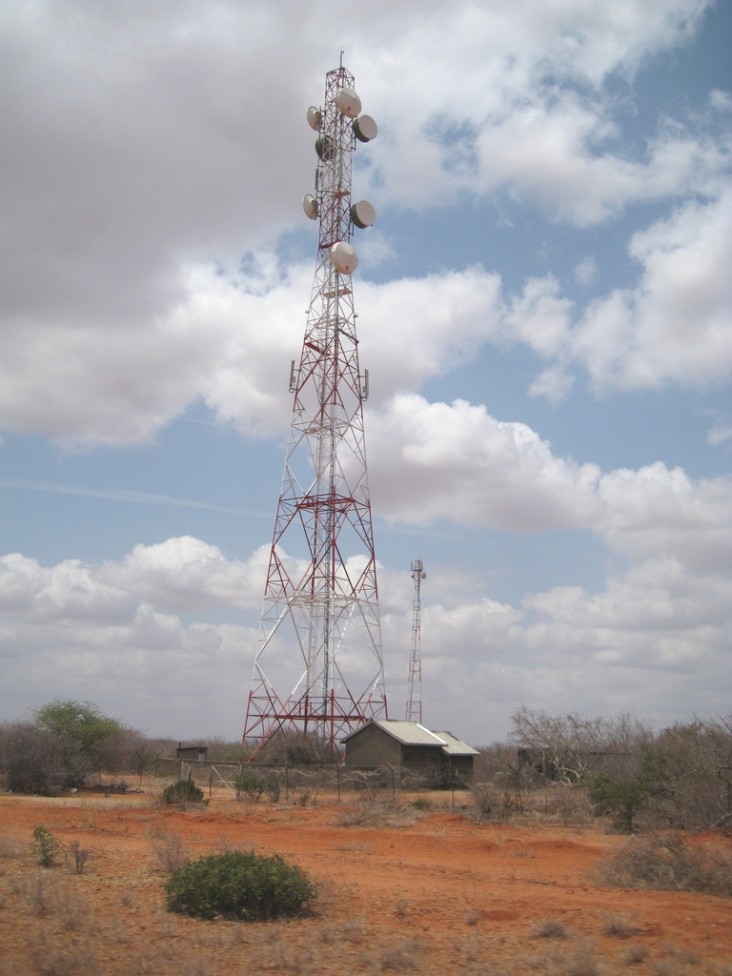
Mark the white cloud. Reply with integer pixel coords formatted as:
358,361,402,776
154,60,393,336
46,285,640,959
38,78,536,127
505,276,572,358
101,537,267,610
369,394,602,529
707,424,732,447
597,463,732,572
1,427,729,743
0,0,726,445
574,257,598,286
528,364,575,403
572,189,732,392
368,397,732,575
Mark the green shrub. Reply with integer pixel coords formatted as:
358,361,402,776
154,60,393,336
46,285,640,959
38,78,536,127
235,772,267,801
161,779,204,806
165,850,316,920
588,773,647,831
31,825,61,867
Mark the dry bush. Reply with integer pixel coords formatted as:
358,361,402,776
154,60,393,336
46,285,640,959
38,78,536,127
600,912,640,938
539,785,595,826
469,783,525,821
13,872,89,933
623,943,649,965
150,829,188,873
67,841,90,874
377,936,422,972
599,832,732,896
531,918,569,939
30,934,101,976
564,942,600,976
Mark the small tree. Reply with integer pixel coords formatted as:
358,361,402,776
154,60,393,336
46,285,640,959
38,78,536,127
5,700,123,794
588,773,647,832
31,825,61,867
35,699,121,765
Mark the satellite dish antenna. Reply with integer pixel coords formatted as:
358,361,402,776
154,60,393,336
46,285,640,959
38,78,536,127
302,194,318,219
307,106,322,131
335,87,361,118
350,200,375,229
353,115,378,142
315,134,335,161
330,241,358,275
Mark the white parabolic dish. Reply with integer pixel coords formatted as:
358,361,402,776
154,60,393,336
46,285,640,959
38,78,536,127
335,87,361,118
302,194,318,219
351,200,375,228
353,114,378,142
330,242,358,275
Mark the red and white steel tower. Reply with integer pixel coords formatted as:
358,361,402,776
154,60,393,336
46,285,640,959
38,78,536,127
406,559,426,723
242,63,387,757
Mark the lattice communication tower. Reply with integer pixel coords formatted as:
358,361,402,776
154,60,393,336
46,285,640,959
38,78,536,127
405,559,426,723
242,63,387,758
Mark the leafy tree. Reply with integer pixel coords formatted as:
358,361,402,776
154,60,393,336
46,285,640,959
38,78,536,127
5,700,123,794
588,773,647,832
640,716,732,830
35,699,121,755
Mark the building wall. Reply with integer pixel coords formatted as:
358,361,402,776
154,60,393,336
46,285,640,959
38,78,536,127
443,754,475,784
344,724,402,767
176,748,208,762
402,746,443,771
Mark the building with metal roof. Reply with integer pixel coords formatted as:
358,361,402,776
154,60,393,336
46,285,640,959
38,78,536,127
342,719,479,784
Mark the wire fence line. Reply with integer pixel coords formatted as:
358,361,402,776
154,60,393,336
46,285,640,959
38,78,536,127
154,758,465,802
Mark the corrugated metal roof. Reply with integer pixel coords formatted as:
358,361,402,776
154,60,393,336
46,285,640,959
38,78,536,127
432,731,480,756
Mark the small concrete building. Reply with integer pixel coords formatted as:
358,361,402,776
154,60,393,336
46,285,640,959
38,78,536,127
342,719,479,784
175,743,209,762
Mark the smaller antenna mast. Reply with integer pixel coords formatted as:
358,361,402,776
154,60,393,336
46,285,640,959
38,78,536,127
406,559,426,723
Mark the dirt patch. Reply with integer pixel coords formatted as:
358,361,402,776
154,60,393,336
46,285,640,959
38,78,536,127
0,789,731,975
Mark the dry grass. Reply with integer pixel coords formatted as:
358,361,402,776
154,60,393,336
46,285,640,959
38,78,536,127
335,799,421,828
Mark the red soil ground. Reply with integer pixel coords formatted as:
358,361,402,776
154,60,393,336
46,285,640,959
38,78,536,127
0,789,730,975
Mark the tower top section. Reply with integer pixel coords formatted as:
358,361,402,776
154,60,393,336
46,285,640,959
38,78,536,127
302,64,377,278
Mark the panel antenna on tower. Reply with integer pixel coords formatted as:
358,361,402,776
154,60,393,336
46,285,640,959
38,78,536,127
242,64,387,759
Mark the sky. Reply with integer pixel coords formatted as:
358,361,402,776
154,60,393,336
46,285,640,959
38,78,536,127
1,0,730,747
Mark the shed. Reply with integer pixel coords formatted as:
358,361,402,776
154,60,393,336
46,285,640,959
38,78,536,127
342,719,478,784
175,743,209,762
